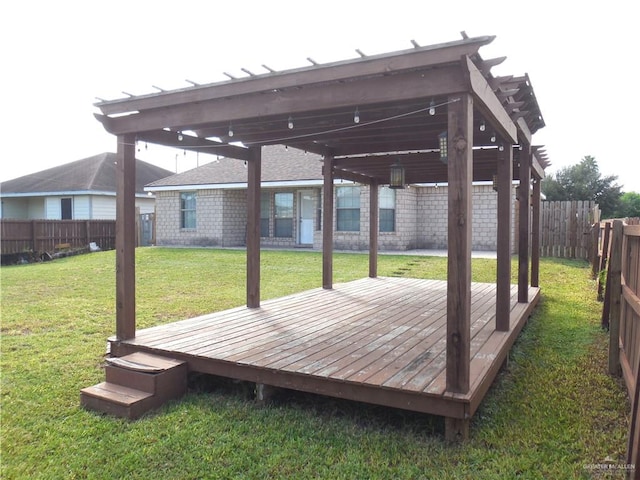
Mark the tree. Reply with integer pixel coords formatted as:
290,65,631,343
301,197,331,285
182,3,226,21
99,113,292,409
541,156,622,218
616,191,640,218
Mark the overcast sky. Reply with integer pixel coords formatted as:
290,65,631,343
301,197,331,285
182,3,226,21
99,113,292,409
2,1,637,192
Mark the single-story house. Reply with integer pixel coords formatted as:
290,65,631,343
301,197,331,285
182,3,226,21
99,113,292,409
0,152,173,220
146,145,515,251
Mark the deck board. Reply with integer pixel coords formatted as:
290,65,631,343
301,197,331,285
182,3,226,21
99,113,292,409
113,277,540,420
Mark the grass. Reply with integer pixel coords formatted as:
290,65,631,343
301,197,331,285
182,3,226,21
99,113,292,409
0,248,631,479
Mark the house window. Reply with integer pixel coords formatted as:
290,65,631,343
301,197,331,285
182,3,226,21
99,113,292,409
379,187,396,232
61,198,72,220
260,192,270,237
274,192,293,237
337,186,360,231
180,192,196,229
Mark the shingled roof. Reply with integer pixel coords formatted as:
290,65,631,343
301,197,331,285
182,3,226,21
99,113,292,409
0,153,173,195
146,145,322,189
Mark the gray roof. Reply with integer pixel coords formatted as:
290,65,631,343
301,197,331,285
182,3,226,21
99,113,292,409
146,146,323,188
0,153,173,195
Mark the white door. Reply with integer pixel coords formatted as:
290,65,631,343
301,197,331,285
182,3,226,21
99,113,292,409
298,190,314,244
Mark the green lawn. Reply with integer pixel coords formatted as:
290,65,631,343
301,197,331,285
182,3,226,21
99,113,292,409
0,248,630,479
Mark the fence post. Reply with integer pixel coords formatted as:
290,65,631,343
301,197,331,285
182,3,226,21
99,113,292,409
591,224,600,278
608,220,623,376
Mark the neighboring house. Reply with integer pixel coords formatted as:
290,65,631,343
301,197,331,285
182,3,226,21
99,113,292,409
0,153,173,220
146,146,515,252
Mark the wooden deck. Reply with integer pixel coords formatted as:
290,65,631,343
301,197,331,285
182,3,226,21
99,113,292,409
110,277,540,421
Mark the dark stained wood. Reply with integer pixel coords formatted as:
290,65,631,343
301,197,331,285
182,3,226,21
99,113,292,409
246,147,261,308
462,56,517,143
496,144,513,331
322,155,334,289
518,144,532,303
116,134,136,340
136,128,250,161
97,36,495,116
446,93,473,394
98,67,468,136
531,177,542,287
109,277,540,423
369,180,379,278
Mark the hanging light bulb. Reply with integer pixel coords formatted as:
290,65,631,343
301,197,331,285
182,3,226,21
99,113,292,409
499,144,504,152
145,142,148,150
490,133,496,143
479,120,486,132
429,100,436,116
228,123,234,137
288,116,294,129
354,107,360,124
177,132,183,142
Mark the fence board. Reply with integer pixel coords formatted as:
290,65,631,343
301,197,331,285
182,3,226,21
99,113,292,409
1,219,116,256
540,200,596,260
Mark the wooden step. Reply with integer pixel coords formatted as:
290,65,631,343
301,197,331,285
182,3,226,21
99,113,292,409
105,352,187,396
81,352,188,420
80,382,155,420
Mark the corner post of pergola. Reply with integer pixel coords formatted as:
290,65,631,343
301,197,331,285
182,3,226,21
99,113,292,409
322,154,334,289
369,179,379,278
446,93,473,392
518,143,532,303
531,175,542,287
115,133,137,341
246,146,262,308
445,93,473,441
496,143,513,331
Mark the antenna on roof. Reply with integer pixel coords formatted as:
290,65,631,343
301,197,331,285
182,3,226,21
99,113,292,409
410,39,420,48
355,49,366,57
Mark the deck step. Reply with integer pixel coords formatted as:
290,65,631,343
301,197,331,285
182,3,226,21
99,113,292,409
80,382,154,419
81,352,187,419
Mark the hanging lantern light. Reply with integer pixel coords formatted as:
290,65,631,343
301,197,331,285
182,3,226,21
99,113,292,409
438,131,448,164
389,161,405,189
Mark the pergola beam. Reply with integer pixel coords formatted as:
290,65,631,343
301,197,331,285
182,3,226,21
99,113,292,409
462,56,517,144
95,67,468,136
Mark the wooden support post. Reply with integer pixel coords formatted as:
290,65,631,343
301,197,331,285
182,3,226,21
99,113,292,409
446,93,472,394
517,144,531,303
496,144,512,331
115,134,136,340
246,146,261,308
369,180,379,278
531,176,541,288
608,219,623,376
322,155,334,289
445,417,470,442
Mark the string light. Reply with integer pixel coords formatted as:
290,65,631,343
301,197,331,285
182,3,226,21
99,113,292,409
177,132,184,141
354,107,360,124
479,120,486,132
498,144,504,151
288,116,294,129
120,98,463,150
429,100,436,116
490,133,496,143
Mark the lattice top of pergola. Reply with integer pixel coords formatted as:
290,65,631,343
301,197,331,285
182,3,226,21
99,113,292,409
95,33,548,184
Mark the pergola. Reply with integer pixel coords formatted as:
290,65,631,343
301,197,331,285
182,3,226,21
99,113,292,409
94,34,547,437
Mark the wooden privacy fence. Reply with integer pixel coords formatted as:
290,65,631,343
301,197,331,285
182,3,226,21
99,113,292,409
1,219,116,256
601,218,640,475
540,200,599,260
